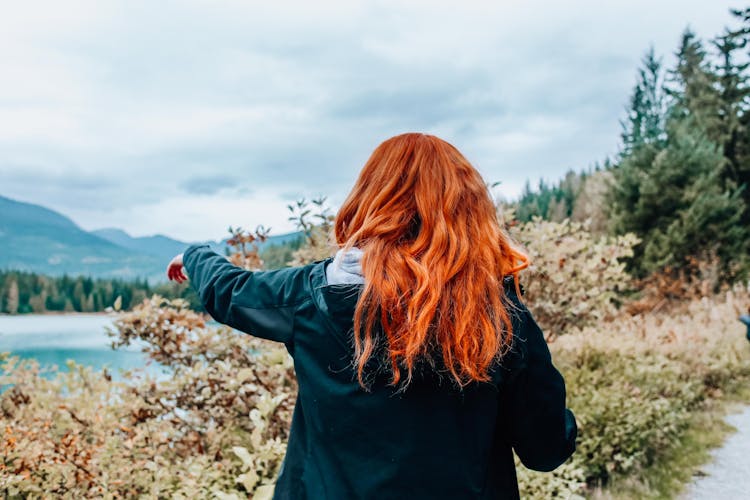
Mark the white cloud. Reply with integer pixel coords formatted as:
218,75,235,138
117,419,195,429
0,0,738,240
72,188,301,242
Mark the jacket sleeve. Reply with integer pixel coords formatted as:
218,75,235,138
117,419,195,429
182,244,312,343
501,297,577,472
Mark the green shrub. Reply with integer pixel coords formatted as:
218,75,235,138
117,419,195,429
515,285,750,497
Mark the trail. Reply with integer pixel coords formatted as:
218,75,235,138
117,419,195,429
684,404,750,499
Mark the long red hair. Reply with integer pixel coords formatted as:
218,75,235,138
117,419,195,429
335,133,528,389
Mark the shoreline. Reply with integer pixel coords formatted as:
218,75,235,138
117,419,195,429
0,311,116,318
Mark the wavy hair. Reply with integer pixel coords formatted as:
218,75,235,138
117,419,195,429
335,133,529,389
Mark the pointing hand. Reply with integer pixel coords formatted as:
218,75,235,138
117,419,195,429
166,253,187,283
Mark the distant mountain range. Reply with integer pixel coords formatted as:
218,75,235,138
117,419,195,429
90,228,214,262
0,195,301,282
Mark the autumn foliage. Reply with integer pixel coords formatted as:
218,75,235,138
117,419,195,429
1,203,749,498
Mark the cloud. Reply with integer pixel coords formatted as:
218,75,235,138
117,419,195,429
0,0,737,240
181,175,241,195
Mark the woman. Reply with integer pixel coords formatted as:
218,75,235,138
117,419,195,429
167,133,577,499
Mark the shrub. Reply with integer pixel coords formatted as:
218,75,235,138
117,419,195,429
2,218,749,498
0,297,296,498
515,284,750,497
286,197,336,267
510,217,639,336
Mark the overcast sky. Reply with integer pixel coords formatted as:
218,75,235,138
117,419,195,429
0,0,739,241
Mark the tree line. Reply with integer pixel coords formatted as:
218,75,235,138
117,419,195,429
0,270,199,314
514,8,750,281
0,240,304,314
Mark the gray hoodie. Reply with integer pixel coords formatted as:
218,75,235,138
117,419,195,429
325,247,365,285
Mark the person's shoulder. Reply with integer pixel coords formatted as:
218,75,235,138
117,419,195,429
263,257,332,300
502,276,528,326
492,276,530,374
257,259,324,289
502,275,554,362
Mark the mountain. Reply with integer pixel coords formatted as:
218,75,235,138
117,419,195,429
0,195,163,280
91,228,192,262
0,194,305,281
255,231,305,249
93,227,304,262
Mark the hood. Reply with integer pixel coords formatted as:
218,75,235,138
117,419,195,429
310,247,365,339
325,247,365,285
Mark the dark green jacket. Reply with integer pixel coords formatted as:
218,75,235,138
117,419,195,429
184,244,577,500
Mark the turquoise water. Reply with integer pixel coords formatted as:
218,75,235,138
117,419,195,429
0,314,158,377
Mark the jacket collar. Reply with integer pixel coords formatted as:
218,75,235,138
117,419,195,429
309,257,363,334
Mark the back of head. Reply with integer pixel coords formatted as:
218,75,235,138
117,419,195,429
335,133,528,389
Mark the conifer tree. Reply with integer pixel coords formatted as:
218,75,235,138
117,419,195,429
639,119,746,276
665,29,721,135
611,51,668,241
5,279,19,314
712,27,750,190
720,8,750,228
610,43,749,279
620,47,667,155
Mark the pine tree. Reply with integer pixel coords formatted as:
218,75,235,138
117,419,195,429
6,279,19,314
611,49,669,240
620,47,667,155
665,28,722,135
83,294,95,313
712,27,750,190
610,44,749,279
716,9,750,230
72,280,85,312
513,171,588,223
639,119,747,276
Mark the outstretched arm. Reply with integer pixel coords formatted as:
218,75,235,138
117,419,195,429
168,244,313,344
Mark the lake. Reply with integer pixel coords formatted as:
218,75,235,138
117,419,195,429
0,313,156,377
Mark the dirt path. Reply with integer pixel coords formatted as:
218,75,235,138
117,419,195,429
684,404,750,499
